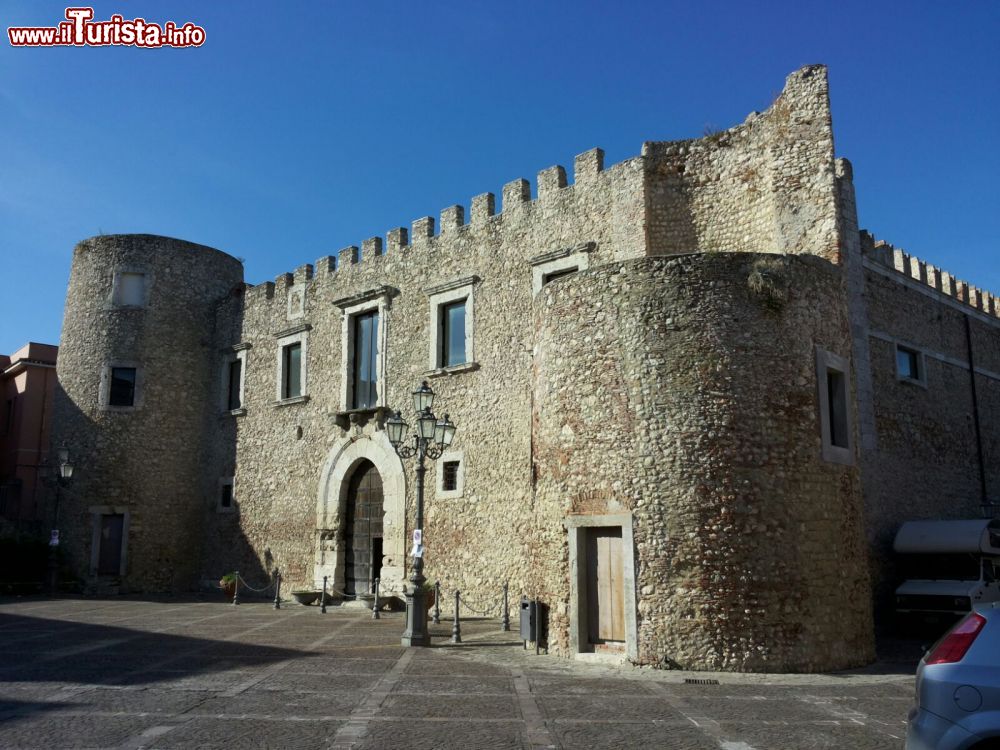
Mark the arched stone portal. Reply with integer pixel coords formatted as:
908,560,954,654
315,432,406,596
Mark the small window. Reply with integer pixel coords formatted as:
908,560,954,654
826,370,849,449
351,311,379,409
816,348,853,465
109,367,136,407
542,267,578,286
114,272,146,306
282,342,302,399
218,477,235,513
226,359,243,411
442,461,460,491
436,451,464,499
439,300,467,367
896,345,925,386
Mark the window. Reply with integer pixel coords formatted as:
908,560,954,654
221,345,249,414
101,363,143,410
436,451,464,499
109,367,136,407
816,348,853,465
218,478,235,513
542,267,578,286
226,359,243,410
439,300,467,367
826,370,849,449
426,277,477,373
442,460,460,492
282,342,302,399
112,271,146,307
529,244,595,295
896,344,926,386
274,325,309,405
352,311,379,409
335,286,389,412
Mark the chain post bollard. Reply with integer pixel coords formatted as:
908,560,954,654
432,580,441,624
501,581,510,631
232,570,240,606
321,575,328,614
273,571,281,610
372,578,380,620
451,590,462,644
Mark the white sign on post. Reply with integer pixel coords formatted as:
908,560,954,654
412,529,422,545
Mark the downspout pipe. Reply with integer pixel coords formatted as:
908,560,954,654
964,314,990,515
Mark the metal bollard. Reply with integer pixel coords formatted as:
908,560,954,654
501,581,510,632
432,580,441,625
372,578,380,620
451,590,462,644
232,570,240,606
273,571,281,610
321,575,328,614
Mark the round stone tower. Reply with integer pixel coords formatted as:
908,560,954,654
53,235,243,592
532,252,874,672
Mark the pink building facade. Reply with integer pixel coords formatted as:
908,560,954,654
0,342,59,528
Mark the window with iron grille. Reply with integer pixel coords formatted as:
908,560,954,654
442,461,460,492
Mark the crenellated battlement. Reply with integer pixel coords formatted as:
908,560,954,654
861,231,999,318
239,145,621,311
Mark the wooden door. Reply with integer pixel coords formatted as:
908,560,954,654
97,514,124,576
344,461,384,595
586,527,625,644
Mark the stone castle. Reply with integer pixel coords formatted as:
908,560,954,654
51,66,1000,672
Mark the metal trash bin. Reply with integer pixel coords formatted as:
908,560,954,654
520,597,535,641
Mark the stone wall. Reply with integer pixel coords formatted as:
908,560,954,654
52,235,244,591
533,253,874,671
643,65,840,263
854,233,1000,618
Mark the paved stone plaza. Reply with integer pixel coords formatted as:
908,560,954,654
0,597,915,749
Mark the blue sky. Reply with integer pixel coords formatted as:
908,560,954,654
1,1,998,354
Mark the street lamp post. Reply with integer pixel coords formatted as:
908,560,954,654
385,381,457,647
46,445,74,595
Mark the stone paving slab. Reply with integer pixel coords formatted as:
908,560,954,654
0,596,915,749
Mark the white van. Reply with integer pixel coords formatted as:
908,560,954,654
894,519,1000,624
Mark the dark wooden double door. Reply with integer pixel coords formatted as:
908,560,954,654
345,460,384,596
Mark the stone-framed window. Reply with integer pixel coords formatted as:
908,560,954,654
334,287,392,412
529,242,596,296
220,344,249,414
274,325,310,406
436,450,464,499
426,277,477,374
110,269,150,307
217,476,235,513
816,348,854,465
895,343,927,387
99,362,144,411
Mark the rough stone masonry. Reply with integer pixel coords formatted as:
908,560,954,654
51,65,1000,672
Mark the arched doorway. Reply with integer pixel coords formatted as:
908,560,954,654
344,459,383,596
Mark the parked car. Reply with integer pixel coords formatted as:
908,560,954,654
906,601,1000,749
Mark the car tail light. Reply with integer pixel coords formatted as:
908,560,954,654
925,613,987,665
